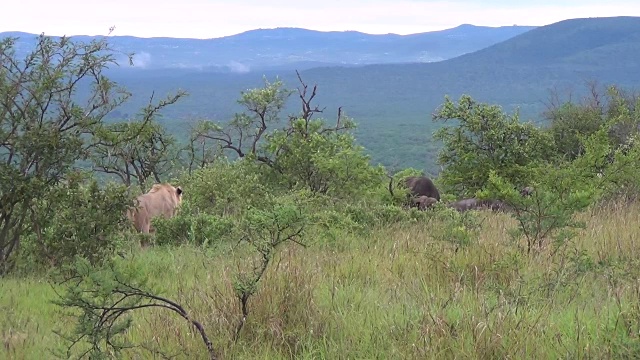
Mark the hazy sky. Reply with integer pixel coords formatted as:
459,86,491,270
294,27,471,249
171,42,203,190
4,0,640,38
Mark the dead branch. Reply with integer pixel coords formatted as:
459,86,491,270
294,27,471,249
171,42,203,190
295,70,325,122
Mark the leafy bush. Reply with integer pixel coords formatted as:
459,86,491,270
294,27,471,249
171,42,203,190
266,117,387,198
178,160,273,217
545,102,605,160
545,84,640,160
433,94,556,197
152,205,238,247
17,172,132,272
564,102,640,203
481,165,597,254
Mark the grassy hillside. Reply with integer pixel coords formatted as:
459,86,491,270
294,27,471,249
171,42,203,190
100,16,640,173
3,203,640,358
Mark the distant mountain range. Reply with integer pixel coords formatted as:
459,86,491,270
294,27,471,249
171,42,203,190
0,24,535,71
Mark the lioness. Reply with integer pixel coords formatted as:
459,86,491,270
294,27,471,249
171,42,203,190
127,183,183,234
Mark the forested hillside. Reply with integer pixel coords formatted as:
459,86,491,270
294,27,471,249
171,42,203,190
99,16,640,172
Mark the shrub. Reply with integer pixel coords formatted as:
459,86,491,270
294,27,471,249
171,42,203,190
433,94,556,197
17,172,132,272
152,204,238,247
481,166,597,254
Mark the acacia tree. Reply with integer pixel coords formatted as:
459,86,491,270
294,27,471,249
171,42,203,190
232,197,306,340
192,75,293,167
192,71,384,197
481,169,596,254
90,91,186,191
183,130,224,175
0,34,132,273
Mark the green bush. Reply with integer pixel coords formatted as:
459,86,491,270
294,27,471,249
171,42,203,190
433,94,556,197
481,165,597,254
266,117,387,199
545,85,640,160
178,160,273,216
16,173,132,272
152,205,238,247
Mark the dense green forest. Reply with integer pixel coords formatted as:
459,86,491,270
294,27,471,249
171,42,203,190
3,19,640,359
98,16,640,172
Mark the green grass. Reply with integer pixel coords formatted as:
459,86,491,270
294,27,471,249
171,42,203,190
3,203,640,359
0,279,62,359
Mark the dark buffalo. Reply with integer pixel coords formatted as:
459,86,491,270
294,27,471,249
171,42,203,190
448,198,509,213
411,196,438,210
404,176,440,201
520,186,534,197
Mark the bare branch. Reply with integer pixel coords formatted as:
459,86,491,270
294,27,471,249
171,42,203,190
295,69,325,122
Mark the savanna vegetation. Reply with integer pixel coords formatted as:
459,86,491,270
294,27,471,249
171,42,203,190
2,33,640,359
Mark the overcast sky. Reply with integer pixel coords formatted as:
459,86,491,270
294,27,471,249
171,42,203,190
3,0,640,38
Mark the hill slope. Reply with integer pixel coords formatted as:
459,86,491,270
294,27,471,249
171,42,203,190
446,16,640,68
298,15,640,116
0,25,535,71
292,16,640,169
18,17,640,173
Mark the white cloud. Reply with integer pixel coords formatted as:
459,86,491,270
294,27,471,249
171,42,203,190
2,0,640,38
227,61,250,74
131,51,151,68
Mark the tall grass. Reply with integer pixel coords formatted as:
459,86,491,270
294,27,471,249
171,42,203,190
3,202,640,359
